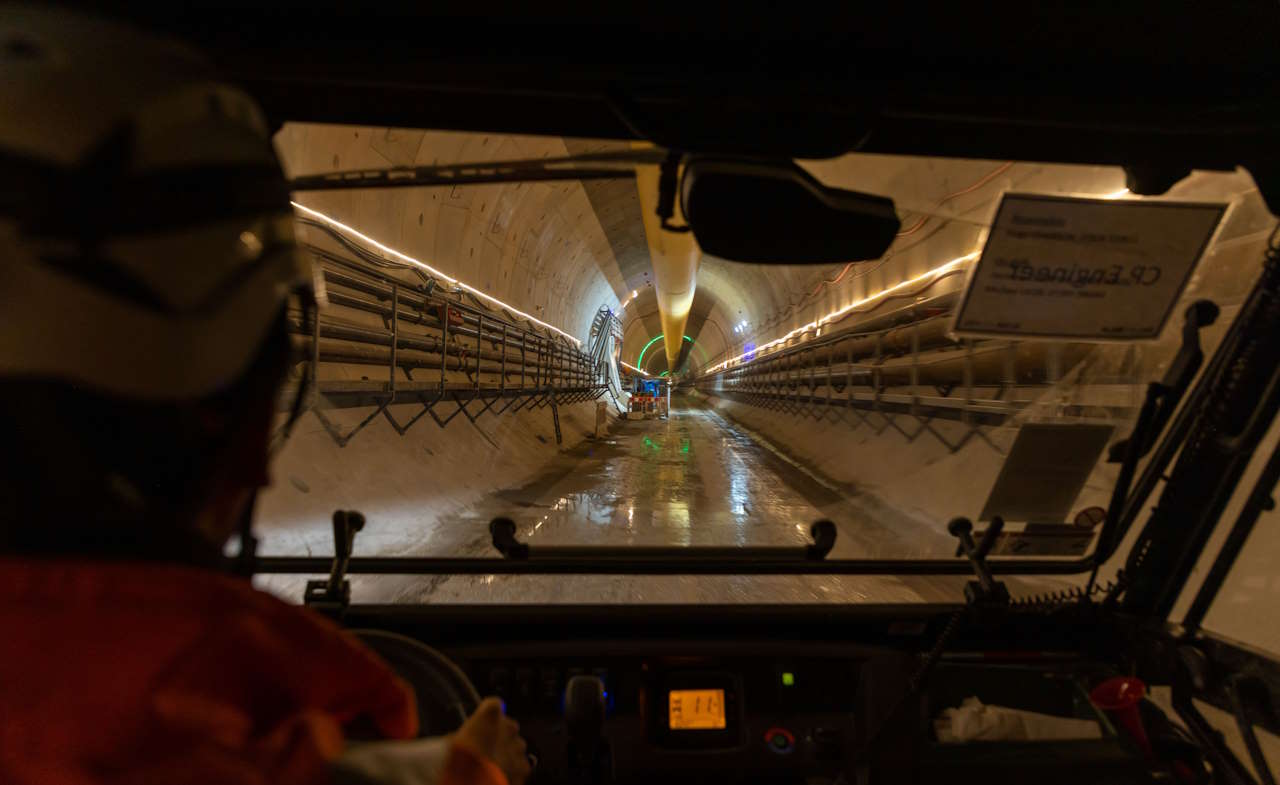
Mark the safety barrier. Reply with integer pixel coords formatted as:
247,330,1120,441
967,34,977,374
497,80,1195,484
695,311,1141,452
284,221,607,446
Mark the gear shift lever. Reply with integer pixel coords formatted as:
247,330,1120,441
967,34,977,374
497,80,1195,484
564,675,611,783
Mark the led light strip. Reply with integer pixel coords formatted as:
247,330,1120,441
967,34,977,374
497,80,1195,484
708,251,980,373
292,201,583,346
635,334,695,369
619,360,649,376
705,185,1134,374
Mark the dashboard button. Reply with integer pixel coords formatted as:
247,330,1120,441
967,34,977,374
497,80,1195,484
764,727,795,755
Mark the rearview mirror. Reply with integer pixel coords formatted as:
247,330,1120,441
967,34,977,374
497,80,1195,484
680,158,900,264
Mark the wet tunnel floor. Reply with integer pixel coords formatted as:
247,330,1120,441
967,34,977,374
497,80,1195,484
382,398,997,605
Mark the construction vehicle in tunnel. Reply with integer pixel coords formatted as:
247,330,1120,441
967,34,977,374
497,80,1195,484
7,5,1280,785
624,377,669,420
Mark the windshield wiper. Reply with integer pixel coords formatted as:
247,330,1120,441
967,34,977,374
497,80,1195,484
1088,299,1219,580
488,517,837,563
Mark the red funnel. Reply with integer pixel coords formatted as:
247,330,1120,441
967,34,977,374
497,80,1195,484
1091,676,1153,760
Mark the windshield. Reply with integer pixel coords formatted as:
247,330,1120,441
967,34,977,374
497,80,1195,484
253,127,1274,605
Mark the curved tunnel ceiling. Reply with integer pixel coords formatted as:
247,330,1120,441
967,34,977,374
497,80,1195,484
622,287,732,375
277,124,1157,377
276,126,631,345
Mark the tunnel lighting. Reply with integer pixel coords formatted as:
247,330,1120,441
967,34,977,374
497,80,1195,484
620,360,649,376
708,251,980,373
636,334,695,369
1101,187,1132,199
291,202,582,346
636,335,664,368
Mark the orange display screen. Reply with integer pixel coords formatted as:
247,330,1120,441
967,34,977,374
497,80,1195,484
668,689,726,730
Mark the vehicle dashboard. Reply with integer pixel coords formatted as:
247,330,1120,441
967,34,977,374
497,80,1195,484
340,604,1148,785
454,644,857,783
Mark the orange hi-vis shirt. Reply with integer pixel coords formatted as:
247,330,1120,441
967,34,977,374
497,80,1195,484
0,559,504,785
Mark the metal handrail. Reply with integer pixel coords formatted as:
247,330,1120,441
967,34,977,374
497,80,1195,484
692,307,1144,465
307,247,583,354
287,237,605,446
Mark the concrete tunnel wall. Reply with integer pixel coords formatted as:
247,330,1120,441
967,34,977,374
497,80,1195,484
258,127,1105,568
693,166,1280,654
257,122,912,572
254,125,629,572
693,156,1139,371
693,163,1270,518
252,123,1280,656
617,156,1135,374
275,124,627,343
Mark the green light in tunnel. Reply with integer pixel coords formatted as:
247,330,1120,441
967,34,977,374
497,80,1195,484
659,371,670,377
636,334,696,370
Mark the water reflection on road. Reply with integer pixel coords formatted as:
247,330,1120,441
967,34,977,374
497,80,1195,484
387,398,972,604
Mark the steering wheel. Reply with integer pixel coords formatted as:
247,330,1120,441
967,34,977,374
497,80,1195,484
351,629,482,737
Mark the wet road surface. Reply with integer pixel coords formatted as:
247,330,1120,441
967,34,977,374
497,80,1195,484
380,398,983,604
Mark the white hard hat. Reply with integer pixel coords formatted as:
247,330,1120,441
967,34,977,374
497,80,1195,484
0,7,311,401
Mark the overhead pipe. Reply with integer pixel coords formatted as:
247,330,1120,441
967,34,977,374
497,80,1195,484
633,144,700,371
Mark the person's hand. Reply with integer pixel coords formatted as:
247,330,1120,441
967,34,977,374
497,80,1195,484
454,697,531,785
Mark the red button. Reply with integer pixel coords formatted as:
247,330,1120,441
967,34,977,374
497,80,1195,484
764,727,795,754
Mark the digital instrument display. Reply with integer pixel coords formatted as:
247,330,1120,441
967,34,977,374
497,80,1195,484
668,688,726,730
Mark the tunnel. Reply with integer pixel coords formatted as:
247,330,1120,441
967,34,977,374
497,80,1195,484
17,7,1280,783
254,124,1274,606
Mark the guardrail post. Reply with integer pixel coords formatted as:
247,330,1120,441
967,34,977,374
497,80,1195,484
311,292,322,406
873,333,882,411
846,342,854,410
827,347,835,408
910,323,920,416
1046,343,1062,384
440,300,449,396
390,283,398,397
963,338,975,424
534,338,542,388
